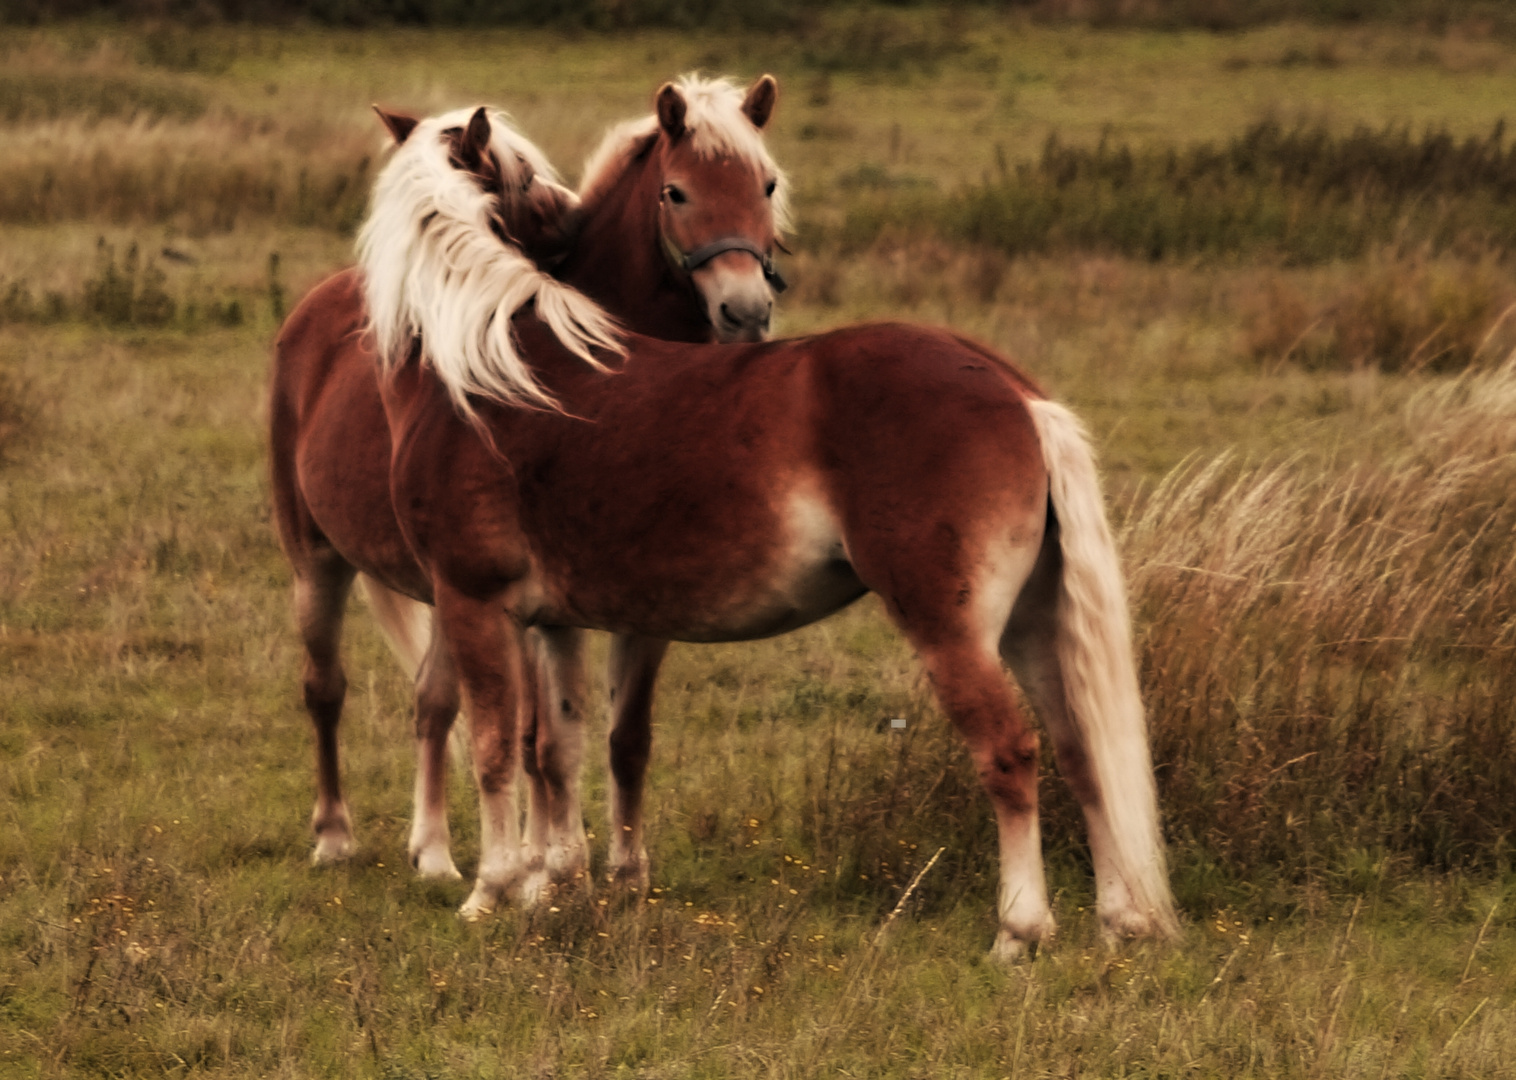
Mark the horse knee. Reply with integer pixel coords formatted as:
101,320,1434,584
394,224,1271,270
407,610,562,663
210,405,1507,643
533,736,568,792
470,705,516,794
976,729,1040,813
302,665,346,723
413,674,460,740
1050,734,1100,807
608,723,651,787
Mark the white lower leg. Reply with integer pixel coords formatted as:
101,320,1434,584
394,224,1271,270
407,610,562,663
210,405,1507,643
990,807,1055,962
519,766,588,905
310,798,354,864
460,782,525,919
408,739,460,880
540,726,588,888
543,792,589,883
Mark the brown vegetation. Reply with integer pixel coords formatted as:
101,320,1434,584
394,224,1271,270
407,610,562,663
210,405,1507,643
1126,363,1516,887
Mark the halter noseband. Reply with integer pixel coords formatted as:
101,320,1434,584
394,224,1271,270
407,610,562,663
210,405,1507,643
664,234,788,293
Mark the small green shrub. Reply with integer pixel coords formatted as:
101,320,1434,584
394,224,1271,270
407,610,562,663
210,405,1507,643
82,240,174,326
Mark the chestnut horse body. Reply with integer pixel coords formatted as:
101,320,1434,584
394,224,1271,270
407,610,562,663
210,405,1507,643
380,304,1176,957
271,78,787,889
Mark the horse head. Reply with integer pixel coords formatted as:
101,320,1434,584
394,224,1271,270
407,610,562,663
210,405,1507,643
652,75,785,342
374,104,581,270
360,105,620,416
576,75,789,344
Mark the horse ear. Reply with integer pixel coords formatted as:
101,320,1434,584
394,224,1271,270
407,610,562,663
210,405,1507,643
655,83,687,141
463,106,492,167
741,74,778,130
373,105,420,145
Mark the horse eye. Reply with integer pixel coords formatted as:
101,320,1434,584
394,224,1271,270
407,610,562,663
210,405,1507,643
520,168,534,193
764,179,777,198
662,184,687,206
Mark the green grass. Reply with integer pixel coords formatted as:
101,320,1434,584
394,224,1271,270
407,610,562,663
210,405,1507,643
2,16,1516,1078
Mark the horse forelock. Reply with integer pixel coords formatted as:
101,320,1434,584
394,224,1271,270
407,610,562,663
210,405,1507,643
578,74,791,236
356,106,622,419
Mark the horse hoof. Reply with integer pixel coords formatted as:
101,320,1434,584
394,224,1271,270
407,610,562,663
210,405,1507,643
515,870,552,909
311,834,355,865
1099,906,1157,945
544,844,591,887
458,885,500,921
606,862,650,894
989,920,1054,964
411,849,463,882
988,933,1036,964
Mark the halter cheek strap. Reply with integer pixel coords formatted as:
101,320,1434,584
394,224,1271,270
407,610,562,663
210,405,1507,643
663,233,788,293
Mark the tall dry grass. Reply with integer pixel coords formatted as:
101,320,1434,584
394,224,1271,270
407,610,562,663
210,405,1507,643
1123,362,1516,889
0,116,375,232
1242,253,1516,372
741,362,1516,905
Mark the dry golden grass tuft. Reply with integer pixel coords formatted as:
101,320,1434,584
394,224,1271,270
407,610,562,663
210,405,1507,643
1124,361,1516,882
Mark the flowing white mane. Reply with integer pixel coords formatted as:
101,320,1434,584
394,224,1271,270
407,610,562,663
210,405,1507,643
357,106,622,417
579,74,792,236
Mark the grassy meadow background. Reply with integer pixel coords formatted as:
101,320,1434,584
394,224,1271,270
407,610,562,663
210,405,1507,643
2,9,1516,1077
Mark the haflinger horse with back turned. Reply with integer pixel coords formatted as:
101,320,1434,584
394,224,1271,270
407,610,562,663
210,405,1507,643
354,89,1180,960
271,76,789,898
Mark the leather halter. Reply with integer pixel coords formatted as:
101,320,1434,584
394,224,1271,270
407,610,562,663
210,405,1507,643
663,233,788,293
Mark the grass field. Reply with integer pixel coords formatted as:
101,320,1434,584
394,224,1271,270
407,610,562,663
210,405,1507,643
2,13,1515,1078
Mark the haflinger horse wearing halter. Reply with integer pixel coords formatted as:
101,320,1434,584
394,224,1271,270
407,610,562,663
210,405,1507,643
355,92,1179,960
271,77,790,892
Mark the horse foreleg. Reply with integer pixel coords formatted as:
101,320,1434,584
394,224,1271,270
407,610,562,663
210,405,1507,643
605,634,667,892
432,581,530,920
296,553,358,865
518,626,590,904
407,620,464,880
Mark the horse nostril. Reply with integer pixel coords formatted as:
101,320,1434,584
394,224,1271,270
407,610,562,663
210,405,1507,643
719,303,742,328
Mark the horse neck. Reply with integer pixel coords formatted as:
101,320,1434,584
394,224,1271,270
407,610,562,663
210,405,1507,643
562,146,712,344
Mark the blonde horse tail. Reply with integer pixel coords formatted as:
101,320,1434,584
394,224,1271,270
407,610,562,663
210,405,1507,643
358,575,431,678
358,575,470,767
1028,398,1178,938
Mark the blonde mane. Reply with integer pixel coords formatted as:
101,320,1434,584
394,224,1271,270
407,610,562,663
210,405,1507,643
357,106,622,417
578,74,792,236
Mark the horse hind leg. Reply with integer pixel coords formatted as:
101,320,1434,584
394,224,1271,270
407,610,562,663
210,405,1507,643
867,531,1056,958
914,629,1055,960
605,634,667,892
407,618,464,881
296,552,358,864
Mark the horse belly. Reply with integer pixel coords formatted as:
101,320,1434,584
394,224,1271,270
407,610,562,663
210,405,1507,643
524,485,864,643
